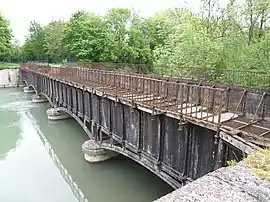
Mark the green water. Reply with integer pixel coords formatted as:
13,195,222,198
0,88,172,202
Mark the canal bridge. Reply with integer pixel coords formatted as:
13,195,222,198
19,63,270,189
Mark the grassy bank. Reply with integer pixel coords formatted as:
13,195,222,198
0,63,19,69
246,148,270,180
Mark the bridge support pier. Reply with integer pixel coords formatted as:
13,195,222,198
32,94,48,103
23,86,35,93
82,140,118,163
19,84,26,88
46,108,71,121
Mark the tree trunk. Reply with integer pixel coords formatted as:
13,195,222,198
258,9,265,40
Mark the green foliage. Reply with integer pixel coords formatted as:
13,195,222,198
227,160,237,166
10,39,22,59
246,148,270,181
0,13,12,59
152,1,270,88
63,11,109,62
0,63,18,69
22,21,46,60
104,8,133,62
127,15,154,64
60,8,159,71
44,20,66,61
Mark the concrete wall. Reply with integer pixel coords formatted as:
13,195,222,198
0,68,19,88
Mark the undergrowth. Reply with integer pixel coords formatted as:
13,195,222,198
0,63,18,69
245,148,270,181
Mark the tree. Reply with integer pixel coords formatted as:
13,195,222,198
10,39,22,60
200,0,219,34
127,15,155,65
243,0,270,44
104,8,133,63
22,21,46,60
0,13,12,60
63,11,109,62
43,20,66,62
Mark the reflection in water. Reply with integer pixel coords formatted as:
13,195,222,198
0,89,31,159
30,101,173,202
0,111,21,159
26,111,87,202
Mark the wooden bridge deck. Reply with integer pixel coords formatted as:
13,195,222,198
20,64,270,148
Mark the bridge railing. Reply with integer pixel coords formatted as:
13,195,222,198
60,62,270,89
21,64,229,125
21,62,270,89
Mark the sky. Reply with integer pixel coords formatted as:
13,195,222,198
0,0,221,44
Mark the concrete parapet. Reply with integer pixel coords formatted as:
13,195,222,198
46,108,71,120
32,94,48,103
155,162,270,202
82,140,118,163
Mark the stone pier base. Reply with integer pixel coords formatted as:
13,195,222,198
82,140,118,163
46,108,71,120
32,94,48,103
23,86,35,93
19,84,26,88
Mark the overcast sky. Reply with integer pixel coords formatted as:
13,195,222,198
0,0,228,44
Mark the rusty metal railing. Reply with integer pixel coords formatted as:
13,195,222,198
21,61,270,89
20,64,228,125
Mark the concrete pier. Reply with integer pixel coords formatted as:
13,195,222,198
32,94,48,103
46,108,71,120
82,140,118,163
19,84,26,88
23,86,35,93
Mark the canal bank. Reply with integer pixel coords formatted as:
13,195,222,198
0,88,173,202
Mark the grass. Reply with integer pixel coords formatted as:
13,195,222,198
245,148,270,180
227,159,238,166
0,63,19,69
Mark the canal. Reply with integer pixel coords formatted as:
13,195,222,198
0,88,172,202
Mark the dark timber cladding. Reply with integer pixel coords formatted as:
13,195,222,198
19,63,270,189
